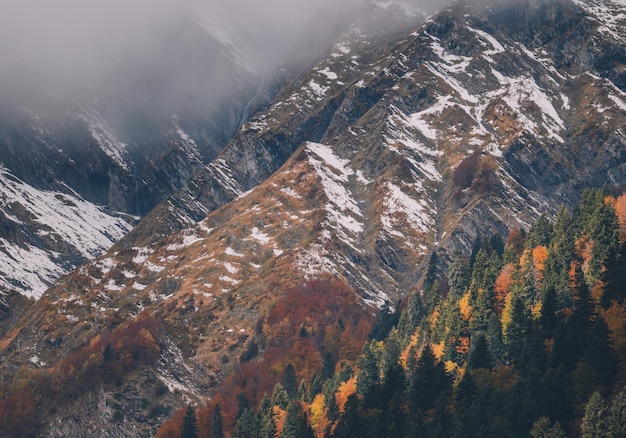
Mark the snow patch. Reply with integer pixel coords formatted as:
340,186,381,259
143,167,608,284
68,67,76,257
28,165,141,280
78,107,129,170
381,182,435,237
250,227,271,245
306,143,364,235
294,244,336,279
225,247,244,257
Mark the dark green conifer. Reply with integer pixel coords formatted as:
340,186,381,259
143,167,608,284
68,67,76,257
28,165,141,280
468,333,494,370
449,252,471,298
271,383,289,410
282,364,298,399
211,404,224,438
232,408,259,438
181,405,199,438
280,401,313,438
530,417,566,438
582,391,608,438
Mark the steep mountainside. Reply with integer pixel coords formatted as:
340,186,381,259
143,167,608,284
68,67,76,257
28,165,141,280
0,19,261,300
1,0,626,436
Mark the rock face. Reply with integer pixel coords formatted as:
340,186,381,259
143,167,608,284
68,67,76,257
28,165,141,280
1,0,626,436
0,18,262,299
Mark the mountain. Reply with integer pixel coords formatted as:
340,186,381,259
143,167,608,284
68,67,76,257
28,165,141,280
0,18,263,301
1,0,626,436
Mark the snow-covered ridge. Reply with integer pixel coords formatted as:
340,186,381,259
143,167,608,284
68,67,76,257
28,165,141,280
306,142,364,235
78,107,130,170
0,166,133,299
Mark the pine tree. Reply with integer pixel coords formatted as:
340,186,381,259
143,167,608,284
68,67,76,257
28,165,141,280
449,252,471,298
321,351,335,381
443,302,467,365
576,189,619,284
356,341,379,406
526,215,553,249
271,383,289,410
583,316,617,389
280,401,313,438
468,332,494,370
212,404,224,438
601,240,626,308
608,390,626,438
332,394,362,438
282,364,298,399
551,267,591,371
582,391,608,438
408,344,450,411
545,206,574,298
380,330,404,401
425,250,439,290
505,292,545,374
470,286,494,333
308,373,322,401
539,286,559,339
397,290,425,340
257,394,276,438
232,408,259,438
369,301,399,341
530,417,566,438
182,405,199,438
486,312,506,365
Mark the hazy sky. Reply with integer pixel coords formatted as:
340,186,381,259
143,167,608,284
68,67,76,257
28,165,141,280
0,0,447,105
0,0,343,82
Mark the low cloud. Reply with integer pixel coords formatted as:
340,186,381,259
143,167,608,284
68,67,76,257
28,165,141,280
0,0,448,108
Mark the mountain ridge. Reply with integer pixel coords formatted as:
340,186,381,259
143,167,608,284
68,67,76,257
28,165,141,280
1,0,626,436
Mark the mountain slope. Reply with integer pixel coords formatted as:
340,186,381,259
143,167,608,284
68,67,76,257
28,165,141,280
0,18,261,300
1,0,626,436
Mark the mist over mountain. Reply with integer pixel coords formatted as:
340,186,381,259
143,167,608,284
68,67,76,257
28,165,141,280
2,0,626,436
0,0,444,100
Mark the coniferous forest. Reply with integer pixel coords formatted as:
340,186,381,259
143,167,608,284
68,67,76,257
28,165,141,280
154,189,626,437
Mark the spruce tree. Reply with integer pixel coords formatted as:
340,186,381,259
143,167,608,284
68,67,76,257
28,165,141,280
257,394,276,438
584,316,617,389
271,383,289,410
332,394,361,438
182,405,199,438
530,417,566,438
408,344,450,411
232,408,259,438
526,215,553,249
356,341,379,406
380,330,404,401
468,332,494,370
282,364,298,399
280,401,313,438
449,252,471,298
582,391,608,438
608,390,626,438
212,404,224,438
539,286,559,340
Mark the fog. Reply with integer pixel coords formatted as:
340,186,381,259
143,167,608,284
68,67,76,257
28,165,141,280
0,0,459,132
0,0,452,90
0,0,346,93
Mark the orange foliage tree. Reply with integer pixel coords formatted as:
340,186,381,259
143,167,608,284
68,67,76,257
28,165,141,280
162,276,375,436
